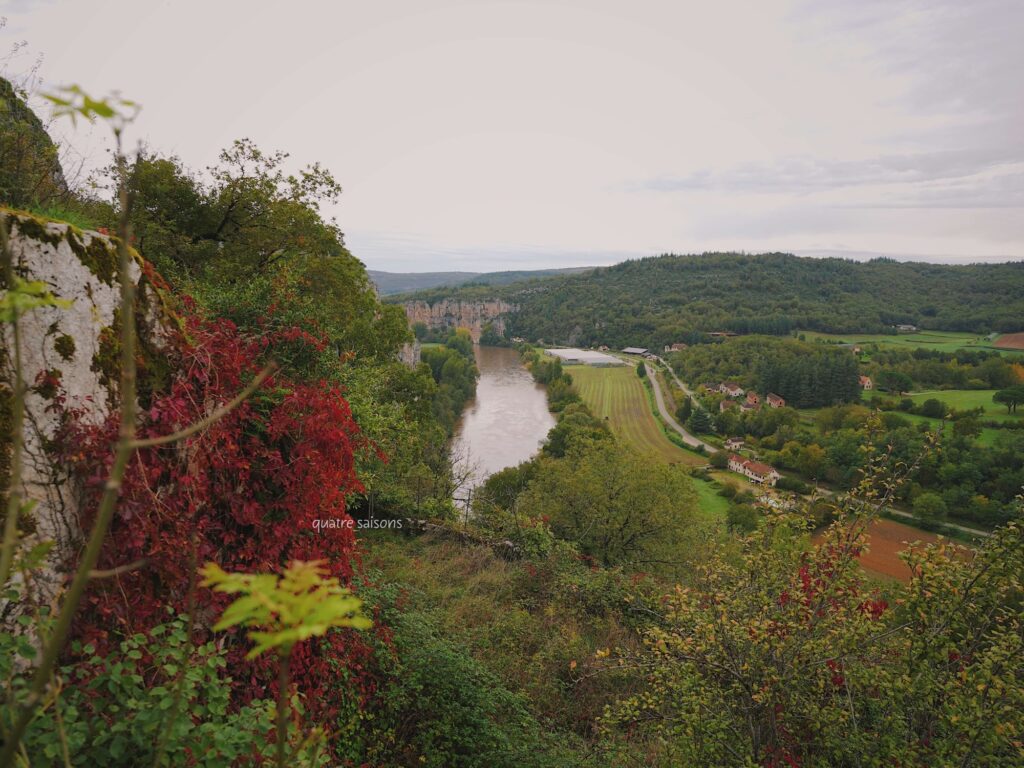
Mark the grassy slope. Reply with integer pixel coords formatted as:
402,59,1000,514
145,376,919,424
359,530,647,749
569,365,704,467
690,476,731,521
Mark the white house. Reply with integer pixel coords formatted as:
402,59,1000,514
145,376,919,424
728,454,781,486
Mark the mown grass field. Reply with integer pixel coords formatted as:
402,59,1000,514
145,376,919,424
856,389,1022,447
903,389,1023,422
569,365,705,467
801,329,1022,355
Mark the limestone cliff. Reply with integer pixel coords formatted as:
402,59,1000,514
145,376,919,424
1,210,173,614
404,298,517,342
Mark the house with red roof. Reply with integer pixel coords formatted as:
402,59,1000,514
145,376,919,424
718,381,745,397
728,454,781,486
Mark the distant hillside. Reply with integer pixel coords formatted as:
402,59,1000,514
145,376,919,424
368,270,481,295
394,252,1024,349
370,266,593,295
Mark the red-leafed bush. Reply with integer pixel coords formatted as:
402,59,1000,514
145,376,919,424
55,309,383,726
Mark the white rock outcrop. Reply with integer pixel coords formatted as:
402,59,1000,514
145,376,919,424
1,211,170,617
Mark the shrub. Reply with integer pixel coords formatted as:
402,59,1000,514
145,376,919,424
339,585,571,768
709,450,729,469
1,614,292,767
55,311,381,738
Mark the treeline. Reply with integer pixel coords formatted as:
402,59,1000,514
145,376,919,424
398,252,1024,349
862,347,1021,390
420,329,479,434
521,347,581,411
672,336,861,408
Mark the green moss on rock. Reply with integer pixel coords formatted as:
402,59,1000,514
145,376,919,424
54,333,75,361
91,312,122,409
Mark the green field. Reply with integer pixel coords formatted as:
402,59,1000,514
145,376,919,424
901,389,1023,422
690,476,730,524
844,389,1019,447
569,365,705,467
801,330,1021,355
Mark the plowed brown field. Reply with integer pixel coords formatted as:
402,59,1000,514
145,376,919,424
994,332,1024,350
814,518,968,582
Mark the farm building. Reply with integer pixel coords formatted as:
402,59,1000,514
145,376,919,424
766,393,785,408
545,348,624,366
621,346,648,355
724,437,745,450
728,455,781,486
859,375,873,390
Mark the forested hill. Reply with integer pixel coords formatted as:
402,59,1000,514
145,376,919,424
393,252,1024,348
370,266,594,295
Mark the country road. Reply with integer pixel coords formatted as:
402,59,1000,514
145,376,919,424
653,355,696,399
644,363,717,452
884,506,990,538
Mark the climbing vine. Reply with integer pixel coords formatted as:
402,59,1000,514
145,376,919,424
55,307,385,727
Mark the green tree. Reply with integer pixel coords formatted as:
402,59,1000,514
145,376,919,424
687,408,712,434
993,386,1024,413
726,503,758,533
675,395,693,424
913,491,948,521
919,398,948,419
519,441,698,575
0,77,68,208
953,416,982,440
876,369,913,395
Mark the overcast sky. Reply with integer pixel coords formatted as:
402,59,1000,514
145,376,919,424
3,0,1023,270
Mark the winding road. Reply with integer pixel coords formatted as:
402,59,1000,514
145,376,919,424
643,362,717,452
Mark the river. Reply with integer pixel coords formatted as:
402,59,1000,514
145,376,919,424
451,345,555,494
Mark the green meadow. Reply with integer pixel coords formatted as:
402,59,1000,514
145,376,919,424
801,329,1022,355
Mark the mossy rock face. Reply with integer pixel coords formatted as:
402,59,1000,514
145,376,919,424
1,209,181,605
4,209,121,286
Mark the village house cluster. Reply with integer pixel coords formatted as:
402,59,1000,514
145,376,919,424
712,382,786,412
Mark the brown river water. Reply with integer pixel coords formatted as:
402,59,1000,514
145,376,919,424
451,345,556,493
